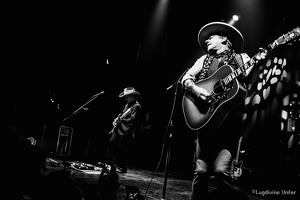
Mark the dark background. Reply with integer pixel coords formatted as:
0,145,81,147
5,0,299,176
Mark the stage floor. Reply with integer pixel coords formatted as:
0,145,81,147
35,157,298,200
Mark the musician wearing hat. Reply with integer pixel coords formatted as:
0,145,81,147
181,22,266,199
106,87,142,173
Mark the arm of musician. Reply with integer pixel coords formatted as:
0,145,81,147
122,106,140,123
184,79,210,100
113,113,122,125
181,56,206,85
242,48,267,76
181,56,209,100
113,119,119,125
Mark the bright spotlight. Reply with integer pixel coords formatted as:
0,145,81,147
232,15,239,21
228,14,240,25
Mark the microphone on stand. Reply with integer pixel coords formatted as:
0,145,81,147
92,91,105,98
166,68,188,91
166,82,180,91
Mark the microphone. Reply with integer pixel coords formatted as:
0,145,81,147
166,82,179,90
90,91,105,100
99,91,105,95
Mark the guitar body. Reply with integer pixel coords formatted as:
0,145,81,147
182,65,247,132
232,136,243,179
109,108,132,135
233,160,243,178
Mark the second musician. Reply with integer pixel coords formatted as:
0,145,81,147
106,87,142,173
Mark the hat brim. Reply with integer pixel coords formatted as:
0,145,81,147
119,91,140,97
198,22,244,53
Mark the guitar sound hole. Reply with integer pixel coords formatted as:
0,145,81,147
213,80,224,94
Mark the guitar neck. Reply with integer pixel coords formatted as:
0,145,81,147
222,51,265,87
235,136,243,162
120,107,132,119
222,27,300,87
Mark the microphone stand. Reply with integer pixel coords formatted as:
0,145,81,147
58,91,105,165
161,82,181,200
160,69,189,200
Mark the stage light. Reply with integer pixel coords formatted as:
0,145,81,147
232,15,239,22
228,14,240,25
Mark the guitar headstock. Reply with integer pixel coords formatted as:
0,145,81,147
276,27,300,45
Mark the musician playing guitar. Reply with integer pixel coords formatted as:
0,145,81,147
180,22,267,200
106,87,142,173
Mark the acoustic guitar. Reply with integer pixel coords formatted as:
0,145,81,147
182,27,300,132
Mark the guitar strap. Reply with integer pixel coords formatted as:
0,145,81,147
198,50,235,80
197,54,214,80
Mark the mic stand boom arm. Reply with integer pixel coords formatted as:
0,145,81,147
63,91,105,122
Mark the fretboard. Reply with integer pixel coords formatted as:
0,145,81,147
222,27,300,86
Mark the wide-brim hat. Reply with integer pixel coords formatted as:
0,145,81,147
119,87,140,97
198,21,244,53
